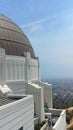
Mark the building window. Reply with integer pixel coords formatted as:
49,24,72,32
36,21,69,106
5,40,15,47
18,127,23,130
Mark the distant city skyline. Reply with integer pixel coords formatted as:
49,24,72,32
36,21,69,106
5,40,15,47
0,0,73,79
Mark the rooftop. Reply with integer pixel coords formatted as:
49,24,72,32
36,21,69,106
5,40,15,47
0,97,16,106
0,94,27,106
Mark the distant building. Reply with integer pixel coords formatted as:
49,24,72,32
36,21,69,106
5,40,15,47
0,14,66,130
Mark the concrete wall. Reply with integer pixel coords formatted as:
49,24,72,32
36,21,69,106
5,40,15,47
31,58,40,82
0,95,34,130
6,55,27,81
6,81,27,94
53,110,66,130
40,109,66,130
49,108,62,116
34,82,53,108
39,82,53,108
6,53,39,83
48,108,66,130
26,83,45,122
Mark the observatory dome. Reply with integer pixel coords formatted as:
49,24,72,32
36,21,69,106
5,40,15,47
0,14,35,58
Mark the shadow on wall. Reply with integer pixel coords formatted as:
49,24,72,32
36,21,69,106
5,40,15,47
44,97,49,113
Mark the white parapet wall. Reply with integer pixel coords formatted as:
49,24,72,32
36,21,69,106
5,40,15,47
6,81,27,94
40,108,66,130
26,83,45,122
34,81,53,108
0,95,34,130
52,109,66,130
40,122,48,130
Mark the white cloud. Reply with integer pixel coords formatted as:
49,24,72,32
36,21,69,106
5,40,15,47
21,16,56,28
29,24,42,33
21,18,48,29
21,16,56,33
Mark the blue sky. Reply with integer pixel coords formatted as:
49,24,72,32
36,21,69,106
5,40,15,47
0,0,73,79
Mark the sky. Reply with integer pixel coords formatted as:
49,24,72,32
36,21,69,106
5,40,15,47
0,0,73,79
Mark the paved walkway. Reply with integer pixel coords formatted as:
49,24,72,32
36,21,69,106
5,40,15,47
47,126,52,130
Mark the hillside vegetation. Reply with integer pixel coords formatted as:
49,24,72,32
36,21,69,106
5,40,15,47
66,107,73,130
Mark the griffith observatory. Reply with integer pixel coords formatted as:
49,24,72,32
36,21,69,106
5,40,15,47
0,14,66,130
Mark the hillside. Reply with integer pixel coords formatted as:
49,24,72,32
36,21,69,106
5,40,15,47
66,107,73,130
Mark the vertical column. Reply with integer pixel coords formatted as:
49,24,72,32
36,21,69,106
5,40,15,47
10,62,13,80
7,62,9,81
17,63,19,80
25,52,31,83
2,62,6,83
0,64,2,82
24,62,26,80
0,48,6,84
37,57,40,81
18,64,20,80
22,63,24,80
0,58,6,84
13,63,15,80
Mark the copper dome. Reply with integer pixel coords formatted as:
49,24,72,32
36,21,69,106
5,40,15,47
0,14,35,58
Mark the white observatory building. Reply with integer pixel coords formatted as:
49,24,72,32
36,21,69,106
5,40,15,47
0,14,66,130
